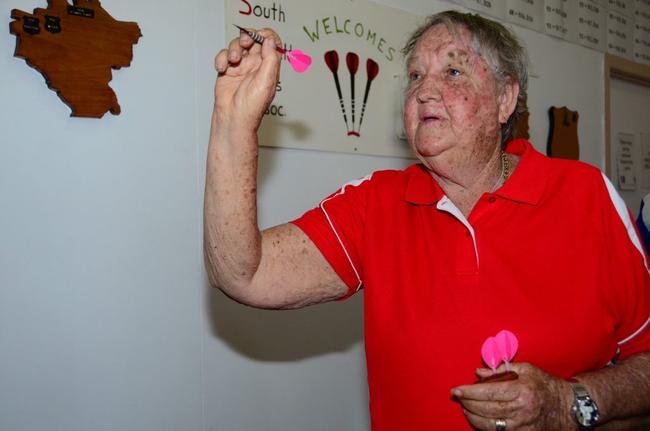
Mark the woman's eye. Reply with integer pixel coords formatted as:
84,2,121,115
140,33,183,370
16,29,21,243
408,72,421,81
448,68,461,77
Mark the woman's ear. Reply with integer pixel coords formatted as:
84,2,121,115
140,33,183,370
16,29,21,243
497,80,520,124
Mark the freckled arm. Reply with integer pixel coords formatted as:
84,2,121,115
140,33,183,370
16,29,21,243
203,30,347,309
203,119,348,309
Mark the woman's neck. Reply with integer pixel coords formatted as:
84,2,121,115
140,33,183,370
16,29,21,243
432,151,518,218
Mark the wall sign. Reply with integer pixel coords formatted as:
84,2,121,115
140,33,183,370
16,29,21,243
617,132,638,190
544,0,569,38
634,1,650,63
607,9,634,59
225,0,422,157
568,0,607,51
640,133,650,188
506,0,545,32
453,0,506,19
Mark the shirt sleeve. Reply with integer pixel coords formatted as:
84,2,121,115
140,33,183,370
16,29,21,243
600,173,650,360
290,174,373,299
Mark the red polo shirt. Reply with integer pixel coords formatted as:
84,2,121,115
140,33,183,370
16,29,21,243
292,139,650,430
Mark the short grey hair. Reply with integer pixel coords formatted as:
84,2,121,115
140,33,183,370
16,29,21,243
402,10,528,145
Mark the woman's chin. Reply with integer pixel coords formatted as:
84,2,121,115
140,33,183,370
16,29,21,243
412,141,449,159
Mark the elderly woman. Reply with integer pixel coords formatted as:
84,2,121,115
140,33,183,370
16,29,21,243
204,10,650,431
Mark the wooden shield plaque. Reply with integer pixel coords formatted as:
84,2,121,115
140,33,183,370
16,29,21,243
547,106,580,160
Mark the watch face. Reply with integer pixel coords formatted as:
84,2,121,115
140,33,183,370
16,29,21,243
575,398,600,426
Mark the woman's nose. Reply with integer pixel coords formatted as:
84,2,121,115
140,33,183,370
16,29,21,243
416,78,442,103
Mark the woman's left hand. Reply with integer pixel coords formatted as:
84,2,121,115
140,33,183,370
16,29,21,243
451,362,576,430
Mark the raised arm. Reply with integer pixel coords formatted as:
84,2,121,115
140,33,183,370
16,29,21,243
203,29,347,309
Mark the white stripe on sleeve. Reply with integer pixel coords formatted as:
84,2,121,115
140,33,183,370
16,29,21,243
601,172,650,346
601,172,649,272
318,174,373,293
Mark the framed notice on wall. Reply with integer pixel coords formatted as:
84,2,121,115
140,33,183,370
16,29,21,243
224,0,423,157
640,132,650,188
452,0,505,19
567,0,607,51
544,0,570,39
617,132,638,190
505,0,545,32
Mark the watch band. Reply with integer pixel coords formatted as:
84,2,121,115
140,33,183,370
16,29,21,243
571,382,590,398
569,381,600,430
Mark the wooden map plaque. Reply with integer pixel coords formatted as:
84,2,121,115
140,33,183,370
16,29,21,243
10,0,142,118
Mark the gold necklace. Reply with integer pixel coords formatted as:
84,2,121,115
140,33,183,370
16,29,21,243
502,151,510,181
490,152,505,192
489,152,511,193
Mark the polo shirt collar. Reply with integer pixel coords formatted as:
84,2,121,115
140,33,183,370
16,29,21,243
404,139,548,206
495,138,547,205
404,164,444,205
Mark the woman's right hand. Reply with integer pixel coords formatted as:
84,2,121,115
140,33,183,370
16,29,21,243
213,28,282,134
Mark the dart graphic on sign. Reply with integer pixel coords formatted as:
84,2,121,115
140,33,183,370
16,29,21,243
359,58,379,135
346,52,359,135
324,50,380,138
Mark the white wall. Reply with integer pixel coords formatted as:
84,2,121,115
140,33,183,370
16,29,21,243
0,0,611,430
1,1,204,430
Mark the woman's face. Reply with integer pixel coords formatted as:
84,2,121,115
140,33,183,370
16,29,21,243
403,24,516,175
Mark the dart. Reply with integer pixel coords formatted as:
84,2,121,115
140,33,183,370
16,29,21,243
346,52,360,137
358,58,379,134
234,25,312,73
478,330,520,383
324,50,350,134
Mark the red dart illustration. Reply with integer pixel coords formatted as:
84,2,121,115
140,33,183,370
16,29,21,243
346,52,360,137
324,50,350,134
358,58,379,134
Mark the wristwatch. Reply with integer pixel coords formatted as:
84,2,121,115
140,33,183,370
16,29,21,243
570,381,600,430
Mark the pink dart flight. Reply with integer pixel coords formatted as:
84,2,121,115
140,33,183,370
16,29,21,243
495,330,519,370
480,336,503,373
286,49,312,73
